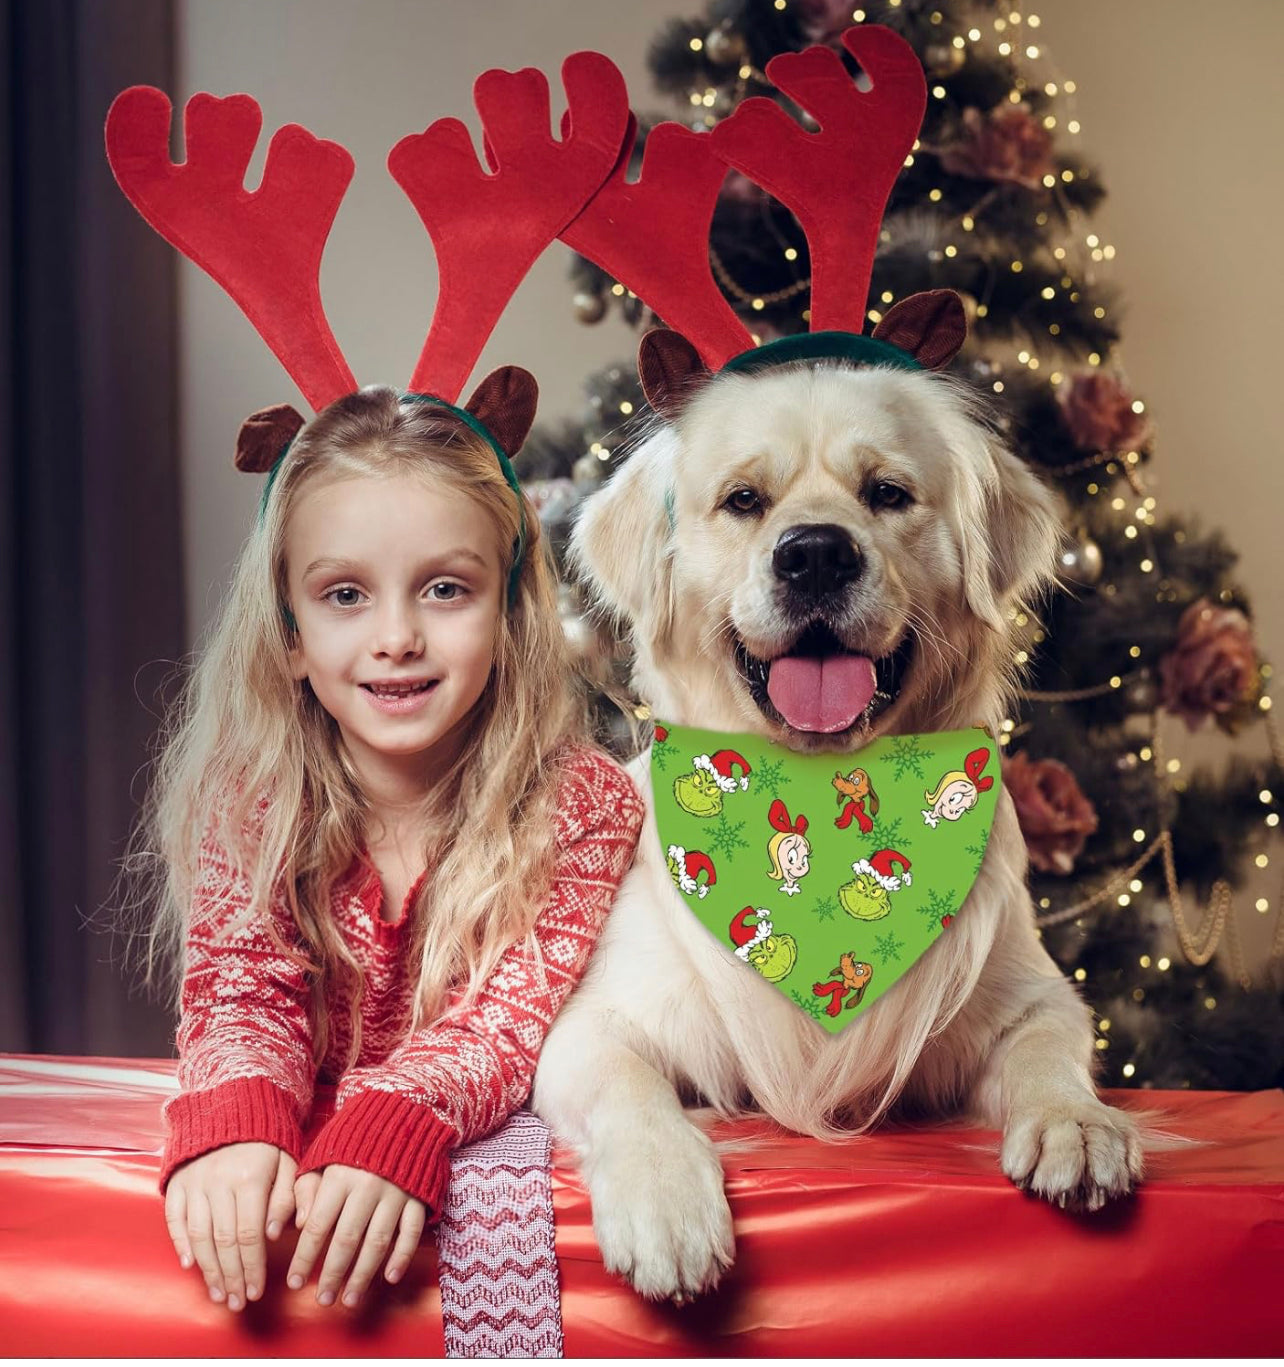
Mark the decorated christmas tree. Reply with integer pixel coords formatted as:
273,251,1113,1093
516,0,1284,1089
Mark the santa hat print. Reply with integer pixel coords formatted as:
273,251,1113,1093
668,845,717,898
849,848,913,891
729,906,773,959
692,749,752,793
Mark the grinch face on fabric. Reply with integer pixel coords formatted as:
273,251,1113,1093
673,769,724,817
746,933,798,982
838,870,892,921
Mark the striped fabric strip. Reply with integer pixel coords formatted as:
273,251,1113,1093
436,1109,564,1358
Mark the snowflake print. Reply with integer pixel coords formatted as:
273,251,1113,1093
651,736,674,772
708,814,749,858
811,894,839,924
791,990,826,1022
868,814,913,850
920,888,957,924
889,735,935,782
753,755,787,791
967,835,989,874
874,930,904,960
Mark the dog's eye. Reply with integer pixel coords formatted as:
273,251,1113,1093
869,480,912,511
723,487,764,516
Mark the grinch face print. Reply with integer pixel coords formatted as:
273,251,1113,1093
672,748,752,818
922,746,995,829
729,906,798,983
766,799,811,896
837,849,912,921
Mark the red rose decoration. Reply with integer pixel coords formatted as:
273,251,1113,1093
938,105,1054,191
1159,598,1260,733
1003,751,1099,876
1058,372,1151,454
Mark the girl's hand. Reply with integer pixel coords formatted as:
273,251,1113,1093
164,1142,298,1311
287,1164,427,1307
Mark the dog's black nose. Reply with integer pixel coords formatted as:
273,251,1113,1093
772,524,863,601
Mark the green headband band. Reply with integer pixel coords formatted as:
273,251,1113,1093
265,391,527,626
721,330,924,377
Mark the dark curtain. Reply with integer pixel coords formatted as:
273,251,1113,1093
1,0,181,1055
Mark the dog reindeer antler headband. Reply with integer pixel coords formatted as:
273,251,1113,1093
556,24,966,414
104,57,631,603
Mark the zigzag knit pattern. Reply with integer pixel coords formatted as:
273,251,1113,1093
437,1110,563,1358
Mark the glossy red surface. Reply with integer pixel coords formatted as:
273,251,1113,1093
3,1055,1282,1356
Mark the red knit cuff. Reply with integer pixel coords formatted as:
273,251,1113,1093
297,1090,458,1220
160,1075,304,1193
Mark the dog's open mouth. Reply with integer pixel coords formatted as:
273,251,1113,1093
734,623,914,736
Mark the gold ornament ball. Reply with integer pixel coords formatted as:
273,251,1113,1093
705,25,747,65
1060,538,1103,586
573,290,606,325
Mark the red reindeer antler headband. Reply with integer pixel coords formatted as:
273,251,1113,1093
558,25,967,412
106,58,630,605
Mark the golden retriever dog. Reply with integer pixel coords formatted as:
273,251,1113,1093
530,344,1143,1302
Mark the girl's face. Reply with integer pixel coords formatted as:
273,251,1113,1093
285,471,503,794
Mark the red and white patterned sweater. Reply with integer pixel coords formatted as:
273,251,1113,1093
161,746,644,1219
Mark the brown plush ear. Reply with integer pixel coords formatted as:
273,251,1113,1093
464,365,539,458
871,289,967,370
234,404,307,473
638,328,710,419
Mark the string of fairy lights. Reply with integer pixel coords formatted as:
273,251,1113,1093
568,0,1282,1081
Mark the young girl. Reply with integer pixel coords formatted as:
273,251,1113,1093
143,387,645,1314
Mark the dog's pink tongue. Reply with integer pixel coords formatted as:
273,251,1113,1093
767,655,878,733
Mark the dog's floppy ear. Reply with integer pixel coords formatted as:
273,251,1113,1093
569,426,678,648
961,435,1065,632
638,328,711,419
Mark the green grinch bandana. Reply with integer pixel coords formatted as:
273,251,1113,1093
652,721,1001,1034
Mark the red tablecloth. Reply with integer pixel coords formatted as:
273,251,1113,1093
2,1055,1281,1356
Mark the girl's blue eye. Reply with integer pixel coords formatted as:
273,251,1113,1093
430,582,463,601
327,586,363,608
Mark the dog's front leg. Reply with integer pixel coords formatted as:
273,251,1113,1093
532,1010,735,1302
972,964,1144,1212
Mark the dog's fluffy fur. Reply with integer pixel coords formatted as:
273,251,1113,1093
531,361,1142,1301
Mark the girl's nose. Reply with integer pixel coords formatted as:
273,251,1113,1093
372,603,424,659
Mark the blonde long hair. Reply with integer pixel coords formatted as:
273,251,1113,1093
135,386,587,1068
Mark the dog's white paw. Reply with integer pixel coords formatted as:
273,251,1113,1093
586,1117,735,1303
1001,1099,1143,1211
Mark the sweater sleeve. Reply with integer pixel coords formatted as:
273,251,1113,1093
297,749,645,1217
159,809,317,1191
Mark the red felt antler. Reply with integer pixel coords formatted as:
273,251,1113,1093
559,114,755,370
710,26,925,336
390,52,629,404
105,87,357,411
